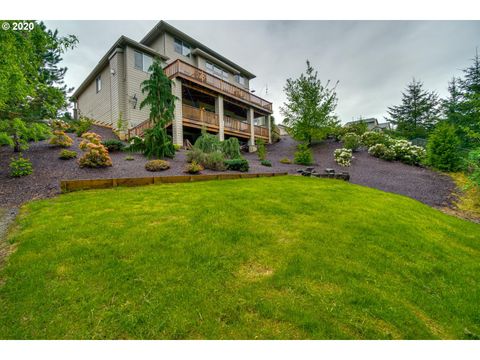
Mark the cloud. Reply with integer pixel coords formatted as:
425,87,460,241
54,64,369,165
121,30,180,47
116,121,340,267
45,20,480,123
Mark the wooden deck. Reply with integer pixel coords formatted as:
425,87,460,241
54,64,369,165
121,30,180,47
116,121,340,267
164,59,273,113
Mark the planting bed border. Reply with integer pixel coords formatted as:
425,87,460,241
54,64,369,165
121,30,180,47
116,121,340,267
60,172,289,193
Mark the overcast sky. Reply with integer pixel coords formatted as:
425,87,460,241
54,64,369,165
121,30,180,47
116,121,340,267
45,20,480,124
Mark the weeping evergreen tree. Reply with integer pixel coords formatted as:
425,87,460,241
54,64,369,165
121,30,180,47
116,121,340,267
139,59,176,158
386,79,440,139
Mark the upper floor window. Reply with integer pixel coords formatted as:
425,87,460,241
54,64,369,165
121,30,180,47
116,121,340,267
235,74,246,86
95,75,101,93
174,38,191,57
134,50,153,73
206,61,229,80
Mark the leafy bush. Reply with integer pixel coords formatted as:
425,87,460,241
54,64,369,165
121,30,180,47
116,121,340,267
26,122,51,141
466,148,480,186
9,156,33,177
185,161,204,174
224,158,249,172
0,132,13,146
341,132,361,151
368,144,396,161
125,136,145,153
391,139,425,166
145,159,170,172
186,147,207,164
260,159,272,167
294,143,313,165
79,132,112,168
221,137,241,159
102,139,126,152
174,144,182,151
194,132,221,153
124,155,134,161
59,149,77,160
334,148,353,167
204,151,226,171
74,118,93,136
361,131,391,148
256,139,266,160
279,157,292,164
426,122,462,171
48,130,73,147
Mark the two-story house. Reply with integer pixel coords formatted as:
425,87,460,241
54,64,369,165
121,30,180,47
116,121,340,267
72,21,273,149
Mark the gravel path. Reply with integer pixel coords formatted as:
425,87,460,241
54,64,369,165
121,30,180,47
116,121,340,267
0,128,456,208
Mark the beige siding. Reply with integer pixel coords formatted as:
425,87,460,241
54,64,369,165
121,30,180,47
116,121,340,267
148,33,166,57
196,55,250,90
124,45,151,128
77,64,112,125
108,48,127,129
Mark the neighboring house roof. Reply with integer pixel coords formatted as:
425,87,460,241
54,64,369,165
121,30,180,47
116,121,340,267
375,122,391,129
140,21,256,79
345,118,379,126
72,36,169,100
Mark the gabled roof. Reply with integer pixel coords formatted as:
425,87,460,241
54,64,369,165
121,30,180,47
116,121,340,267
72,36,169,99
140,21,256,79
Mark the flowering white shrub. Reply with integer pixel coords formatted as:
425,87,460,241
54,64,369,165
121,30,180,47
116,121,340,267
334,148,353,167
361,131,392,148
390,139,425,165
368,143,395,161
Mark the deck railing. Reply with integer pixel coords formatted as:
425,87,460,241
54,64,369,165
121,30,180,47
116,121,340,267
165,60,273,113
182,104,219,127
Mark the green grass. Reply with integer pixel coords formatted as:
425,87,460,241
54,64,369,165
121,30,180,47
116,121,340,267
1,176,479,339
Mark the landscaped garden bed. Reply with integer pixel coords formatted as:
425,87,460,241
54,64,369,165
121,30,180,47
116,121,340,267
0,176,479,339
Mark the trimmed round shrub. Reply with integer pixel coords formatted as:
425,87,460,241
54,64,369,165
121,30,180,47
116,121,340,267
368,144,396,161
9,156,33,177
224,158,249,172
59,149,77,160
279,157,292,164
185,161,204,174
341,132,362,151
145,160,170,172
260,159,272,167
333,148,353,167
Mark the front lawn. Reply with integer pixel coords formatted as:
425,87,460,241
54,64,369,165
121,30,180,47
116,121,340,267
0,176,479,339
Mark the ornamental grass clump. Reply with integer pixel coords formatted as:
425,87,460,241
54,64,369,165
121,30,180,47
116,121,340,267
334,148,353,167
145,159,170,172
185,161,204,174
78,132,112,168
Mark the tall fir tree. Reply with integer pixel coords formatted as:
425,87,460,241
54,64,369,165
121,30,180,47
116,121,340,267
443,77,463,125
458,49,480,145
386,78,440,139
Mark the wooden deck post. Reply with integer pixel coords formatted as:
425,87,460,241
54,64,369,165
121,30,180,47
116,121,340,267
172,78,184,146
248,107,256,152
215,95,225,141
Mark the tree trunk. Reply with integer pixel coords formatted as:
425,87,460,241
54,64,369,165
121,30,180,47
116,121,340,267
13,133,21,152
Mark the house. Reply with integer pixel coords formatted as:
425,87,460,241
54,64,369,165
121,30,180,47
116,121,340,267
72,21,273,149
277,124,289,136
345,118,391,132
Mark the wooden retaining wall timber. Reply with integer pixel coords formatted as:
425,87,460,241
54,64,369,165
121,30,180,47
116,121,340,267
60,172,289,193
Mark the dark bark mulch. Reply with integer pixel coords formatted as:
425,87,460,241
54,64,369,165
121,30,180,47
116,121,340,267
0,128,456,209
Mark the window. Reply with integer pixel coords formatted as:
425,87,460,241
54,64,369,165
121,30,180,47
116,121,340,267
134,50,153,73
235,74,246,86
206,61,229,80
174,38,191,57
95,75,101,93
